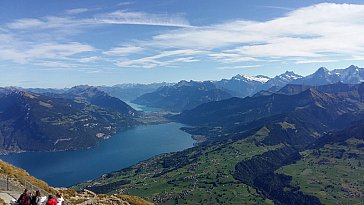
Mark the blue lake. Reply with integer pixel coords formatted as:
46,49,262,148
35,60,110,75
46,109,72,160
0,122,194,187
125,101,162,112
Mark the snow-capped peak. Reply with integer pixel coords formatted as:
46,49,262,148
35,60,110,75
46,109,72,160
277,71,302,81
234,74,271,83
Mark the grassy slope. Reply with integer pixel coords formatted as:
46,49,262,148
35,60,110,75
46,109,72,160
0,160,55,194
278,138,364,205
0,160,152,205
75,128,281,204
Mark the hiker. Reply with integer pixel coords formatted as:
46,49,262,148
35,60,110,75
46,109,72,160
56,193,64,205
45,195,57,205
17,189,31,205
31,190,42,205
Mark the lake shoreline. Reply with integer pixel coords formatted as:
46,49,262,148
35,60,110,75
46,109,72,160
0,122,195,187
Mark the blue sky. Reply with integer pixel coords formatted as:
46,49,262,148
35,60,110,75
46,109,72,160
1,0,364,88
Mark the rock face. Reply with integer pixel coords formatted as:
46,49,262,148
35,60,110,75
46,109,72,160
0,86,139,152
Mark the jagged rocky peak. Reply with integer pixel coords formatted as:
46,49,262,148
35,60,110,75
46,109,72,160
343,65,361,76
175,80,215,88
175,80,205,87
347,64,359,70
314,67,330,75
277,71,303,80
176,80,195,87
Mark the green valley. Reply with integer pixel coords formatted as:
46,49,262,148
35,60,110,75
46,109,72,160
73,128,281,204
278,138,364,205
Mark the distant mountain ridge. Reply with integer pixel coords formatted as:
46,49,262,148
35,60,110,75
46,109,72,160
63,85,138,116
0,86,139,153
25,65,364,112
292,65,364,85
26,83,173,102
202,65,364,97
133,80,232,112
97,82,173,101
132,65,364,112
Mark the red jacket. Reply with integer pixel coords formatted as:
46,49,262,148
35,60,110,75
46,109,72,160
46,198,57,205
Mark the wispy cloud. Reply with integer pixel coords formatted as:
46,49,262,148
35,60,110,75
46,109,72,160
103,46,145,56
7,16,85,30
1,3,364,72
115,49,203,68
295,59,338,64
34,60,82,69
117,2,135,7
208,53,256,63
0,40,95,64
1,8,192,69
65,8,90,15
259,6,293,11
216,65,262,70
95,10,191,27
146,3,364,64
79,56,102,63
7,10,191,31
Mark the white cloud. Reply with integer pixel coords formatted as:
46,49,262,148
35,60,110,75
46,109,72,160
147,3,364,63
115,49,203,68
65,8,90,15
2,3,364,71
0,41,95,63
7,18,45,29
35,61,80,69
295,59,338,64
79,56,102,63
209,53,256,63
103,46,144,56
7,16,86,30
117,2,135,7
216,65,262,70
95,10,191,27
259,6,293,11
350,55,364,61
26,42,94,58
7,10,191,31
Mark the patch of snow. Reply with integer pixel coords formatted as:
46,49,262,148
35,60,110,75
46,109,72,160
239,74,271,83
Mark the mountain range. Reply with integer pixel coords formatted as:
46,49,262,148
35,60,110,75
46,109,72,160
25,65,364,113
97,83,172,102
133,65,364,112
75,82,364,204
132,81,232,112
0,86,139,153
2,65,364,204
292,65,364,86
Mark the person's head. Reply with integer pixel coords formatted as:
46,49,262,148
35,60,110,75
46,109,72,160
23,189,28,194
36,190,40,196
56,193,62,198
48,195,53,199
